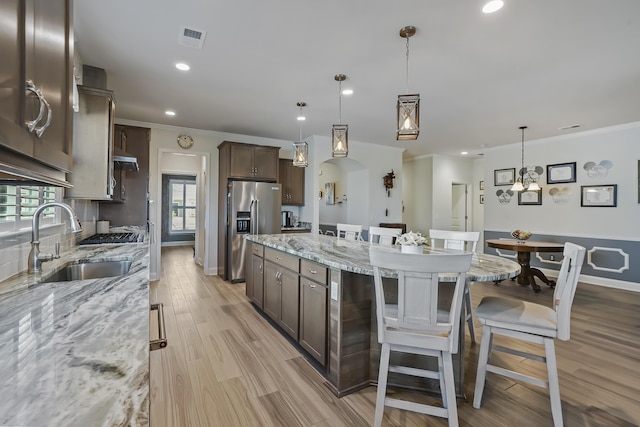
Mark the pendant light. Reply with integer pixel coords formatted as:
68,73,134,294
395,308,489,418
397,26,420,141
511,126,540,192
332,74,348,158
292,102,308,167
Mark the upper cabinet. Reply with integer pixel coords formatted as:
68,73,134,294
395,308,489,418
65,86,115,199
279,158,305,206
219,141,279,181
0,0,73,186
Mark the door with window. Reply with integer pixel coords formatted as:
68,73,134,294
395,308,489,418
161,175,196,244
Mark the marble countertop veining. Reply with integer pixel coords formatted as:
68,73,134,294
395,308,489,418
0,241,150,427
246,233,521,282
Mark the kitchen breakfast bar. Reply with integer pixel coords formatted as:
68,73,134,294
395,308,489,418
245,233,520,397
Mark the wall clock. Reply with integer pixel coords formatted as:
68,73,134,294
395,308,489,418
177,134,194,149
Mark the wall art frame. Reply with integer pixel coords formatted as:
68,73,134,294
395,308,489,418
518,189,542,205
547,162,576,184
494,168,515,186
581,184,617,207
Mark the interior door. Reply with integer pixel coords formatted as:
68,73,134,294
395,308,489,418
451,183,468,231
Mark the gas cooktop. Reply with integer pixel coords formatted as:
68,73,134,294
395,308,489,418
79,232,141,245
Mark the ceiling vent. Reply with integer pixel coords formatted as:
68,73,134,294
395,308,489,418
178,26,207,49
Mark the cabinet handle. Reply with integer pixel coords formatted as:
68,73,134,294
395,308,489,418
276,256,283,261
308,283,317,288
34,94,52,138
25,80,45,133
259,263,263,273
150,303,168,351
308,269,318,274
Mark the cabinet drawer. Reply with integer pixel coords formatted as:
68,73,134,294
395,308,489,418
251,243,264,257
265,248,299,272
300,259,327,283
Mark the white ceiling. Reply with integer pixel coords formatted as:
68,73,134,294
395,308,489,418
73,0,640,158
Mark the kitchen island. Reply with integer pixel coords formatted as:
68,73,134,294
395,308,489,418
0,240,150,427
245,233,520,397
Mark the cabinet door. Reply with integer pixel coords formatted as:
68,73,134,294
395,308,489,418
263,261,281,322
26,0,72,172
279,267,299,340
229,143,255,178
287,161,305,205
300,278,327,365
253,146,279,180
0,0,31,157
251,254,264,308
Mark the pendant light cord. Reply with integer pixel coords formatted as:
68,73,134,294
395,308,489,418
405,36,410,94
338,79,342,124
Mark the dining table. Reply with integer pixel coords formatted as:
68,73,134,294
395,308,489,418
486,238,565,292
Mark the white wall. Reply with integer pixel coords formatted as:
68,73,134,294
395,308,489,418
308,135,404,233
483,122,640,239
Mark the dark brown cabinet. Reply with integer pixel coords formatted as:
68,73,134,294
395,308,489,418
263,248,300,341
299,259,328,366
246,242,265,308
279,159,305,206
0,0,72,186
222,142,279,181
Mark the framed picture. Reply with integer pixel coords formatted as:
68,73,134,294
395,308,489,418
480,194,485,204
518,189,542,205
325,182,335,205
581,184,617,207
479,180,485,190
494,168,515,186
547,162,576,184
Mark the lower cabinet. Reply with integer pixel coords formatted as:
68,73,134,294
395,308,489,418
250,245,328,367
246,243,264,308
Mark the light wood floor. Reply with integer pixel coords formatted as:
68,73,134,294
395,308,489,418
150,246,640,426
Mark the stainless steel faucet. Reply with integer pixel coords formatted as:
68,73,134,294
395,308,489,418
28,202,83,273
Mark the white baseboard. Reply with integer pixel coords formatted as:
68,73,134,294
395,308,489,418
538,268,639,293
161,241,195,247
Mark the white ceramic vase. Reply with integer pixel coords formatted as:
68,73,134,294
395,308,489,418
400,244,423,254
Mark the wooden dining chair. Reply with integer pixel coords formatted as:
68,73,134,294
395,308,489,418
429,229,480,342
369,247,472,427
368,226,400,246
472,242,586,427
336,223,363,241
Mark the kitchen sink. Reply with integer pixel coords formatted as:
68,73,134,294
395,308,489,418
44,260,133,282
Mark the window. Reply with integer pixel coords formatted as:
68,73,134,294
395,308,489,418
0,185,58,233
169,179,196,234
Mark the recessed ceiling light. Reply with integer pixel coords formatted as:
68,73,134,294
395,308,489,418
461,151,468,155
342,89,354,95
482,0,504,13
297,116,306,121
165,110,176,116
175,63,190,71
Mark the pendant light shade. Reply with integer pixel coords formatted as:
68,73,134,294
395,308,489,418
510,126,537,192
397,26,420,141
332,74,349,158
292,102,308,167
397,94,420,140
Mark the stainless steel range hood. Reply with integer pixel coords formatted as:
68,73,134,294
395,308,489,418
113,146,139,171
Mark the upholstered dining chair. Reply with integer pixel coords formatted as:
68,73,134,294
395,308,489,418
336,223,363,241
368,226,401,246
369,247,472,427
429,229,480,343
472,242,586,427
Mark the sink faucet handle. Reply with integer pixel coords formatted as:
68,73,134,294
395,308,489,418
55,242,60,258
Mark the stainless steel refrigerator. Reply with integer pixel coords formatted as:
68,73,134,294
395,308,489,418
227,181,282,282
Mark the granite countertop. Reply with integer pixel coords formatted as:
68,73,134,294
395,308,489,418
246,233,520,282
0,240,150,426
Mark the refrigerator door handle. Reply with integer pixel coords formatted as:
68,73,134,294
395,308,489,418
249,199,255,234
255,199,259,235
